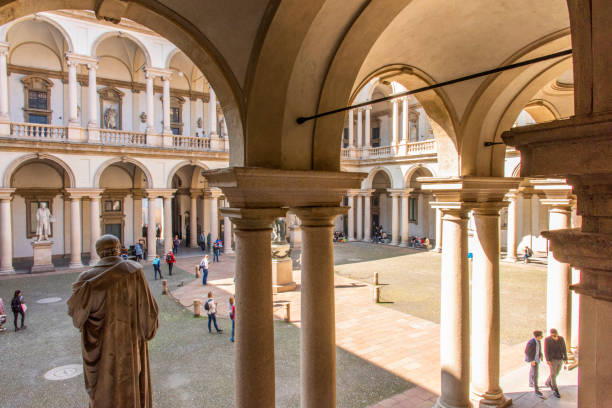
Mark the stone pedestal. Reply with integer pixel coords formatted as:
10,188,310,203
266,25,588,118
31,240,55,273
272,242,296,293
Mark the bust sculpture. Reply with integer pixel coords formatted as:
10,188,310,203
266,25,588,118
67,234,159,408
35,202,52,241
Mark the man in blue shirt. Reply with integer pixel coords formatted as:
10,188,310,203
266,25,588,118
525,330,544,398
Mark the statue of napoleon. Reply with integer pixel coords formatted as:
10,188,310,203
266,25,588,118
67,234,159,408
35,202,54,241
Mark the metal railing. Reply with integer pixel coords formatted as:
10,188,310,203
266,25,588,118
10,122,67,140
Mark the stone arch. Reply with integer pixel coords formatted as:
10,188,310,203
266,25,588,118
166,160,210,189
364,166,396,189
403,165,435,188
164,47,182,70
523,99,561,123
3,153,76,187
459,30,572,177
94,157,153,189
2,13,75,52
91,30,152,68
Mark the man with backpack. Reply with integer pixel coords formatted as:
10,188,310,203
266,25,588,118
165,250,176,276
204,291,222,333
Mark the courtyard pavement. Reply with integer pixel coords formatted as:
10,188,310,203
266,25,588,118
0,242,577,407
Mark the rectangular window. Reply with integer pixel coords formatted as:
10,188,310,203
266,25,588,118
372,127,380,147
171,127,181,135
343,128,348,148
171,107,181,123
409,197,418,222
28,114,49,124
28,90,48,110
104,200,122,212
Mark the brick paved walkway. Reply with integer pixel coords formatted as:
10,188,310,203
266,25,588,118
169,251,577,407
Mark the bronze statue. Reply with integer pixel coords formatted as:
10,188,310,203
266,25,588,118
67,234,159,408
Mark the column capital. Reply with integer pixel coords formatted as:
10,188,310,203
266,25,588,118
203,167,365,208
143,67,173,79
472,201,507,215
505,189,520,201
189,188,203,198
205,187,223,199
65,53,98,66
221,207,287,230
145,188,177,198
131,188,146,200
531,178,575,208
292,206,348,227
0,187,15,200
359,189,375,197
386,188,404,197
346,189,361,197
64,188,104,199
419,176,521,208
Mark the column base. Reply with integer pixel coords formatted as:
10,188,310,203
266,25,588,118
0,266,15,275
69,262,84,268
224,248,234,254
471,391,511,408
399,242,409,247
67,124,84,141
147,255,156,262
391,240,400,246
87,125,100,143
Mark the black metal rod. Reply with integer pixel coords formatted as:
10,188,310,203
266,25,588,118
296,49,572,125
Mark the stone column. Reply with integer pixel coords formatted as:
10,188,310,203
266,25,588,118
362,191,372,242
293,207,346,408
67,58,79,126
162,75,171,134
391,99,399,149
400,192,410,246
0,188,15,274
389,190,400,245
471,204,510,407
69,195,83,268
356,194,363,241
133,192,143,243
504,191,518,261
209,188,221,240
347,193,355,240
202,193,210,236
87,63,98,127
146,193,157,261
189,193,198,248
89,194,101,264
401,97,409,143
208,87,217,135
545,203,572,341
422,193,431,238
0,43,9,122
434,208,443,252
436,208,471,408
224,215,233,254
364,106,371,147
163,195,173,254
145,70,155,133
356,108,363,148
347,109,354,147
222,208,286,408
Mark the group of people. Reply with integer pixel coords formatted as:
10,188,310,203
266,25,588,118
333,231,347,242
373,225,388,243
525,328,569,399
203,291,235,342
408,236,431,249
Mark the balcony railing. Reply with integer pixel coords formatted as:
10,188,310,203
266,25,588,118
100,129,147,146
172,135,211,150
10,122,67,141
341,139,437,160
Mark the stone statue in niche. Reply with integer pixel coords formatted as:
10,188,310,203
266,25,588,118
196,117,202,128
103,107,118,129
271,218,290,259
36,202,53,241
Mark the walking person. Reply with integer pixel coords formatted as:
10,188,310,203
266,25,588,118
229,295,235,342
173,235,181,255
544,328,568,398
134,242,143,262
199,232,206,251
205,292,222,333
212,240,220,262
152,255,163,280
200,255,209,285
165,250,176,276
525,330,545,398
11,290,26,332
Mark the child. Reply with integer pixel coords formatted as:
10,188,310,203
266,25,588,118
205,291,222,333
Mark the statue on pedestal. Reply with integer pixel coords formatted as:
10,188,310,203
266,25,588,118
35,202,53,241
67,234,159,408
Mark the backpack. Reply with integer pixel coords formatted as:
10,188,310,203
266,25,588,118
11,297,21,313
204,300,210,311
166,253,172,263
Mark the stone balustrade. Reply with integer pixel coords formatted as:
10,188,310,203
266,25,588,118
100,129,147,146
172,135,211,150
341,139,436,160
10,122,67,141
